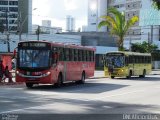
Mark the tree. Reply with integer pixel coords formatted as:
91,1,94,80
98,7,139,51
131,41,158,53
152,0,160,10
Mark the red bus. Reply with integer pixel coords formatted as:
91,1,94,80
16,41,95,88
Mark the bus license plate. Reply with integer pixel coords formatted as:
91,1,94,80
28,78,36,80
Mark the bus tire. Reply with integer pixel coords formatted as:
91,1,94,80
26,83,33,88
126,70,132,79
142,70,146,78
78,72,85,84
54,74,63,88
111,76,114,79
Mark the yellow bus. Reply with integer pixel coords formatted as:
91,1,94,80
103,51,152,79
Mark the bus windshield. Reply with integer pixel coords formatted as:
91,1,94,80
18,49,50,68
106,55,125,68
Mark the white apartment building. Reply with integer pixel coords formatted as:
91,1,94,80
87,0,108,32
87,0,160,49
32,24,62,34
42,20,51,34
66,15,75,32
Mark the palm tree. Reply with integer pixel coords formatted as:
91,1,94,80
98,7,139,51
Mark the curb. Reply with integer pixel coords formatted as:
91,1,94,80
0,82,24,86
91,73,160,79
150,74,160,75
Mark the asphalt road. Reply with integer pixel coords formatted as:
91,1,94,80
0,73,160,120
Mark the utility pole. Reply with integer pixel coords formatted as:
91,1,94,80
37,25,40,41
151,25,153,44
129,36,132,51
148,32,150,52
18,11,22,41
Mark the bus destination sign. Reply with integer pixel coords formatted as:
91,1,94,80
20,43,47,47
107,53,124,56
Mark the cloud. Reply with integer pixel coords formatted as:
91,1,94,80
64,0,77,11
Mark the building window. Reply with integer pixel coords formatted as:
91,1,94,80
0,1,8,5
9,7,18,12
9,1,18,5
0,7,8,11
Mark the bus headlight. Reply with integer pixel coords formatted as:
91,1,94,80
16,71,19,74
42,72,51,77
46,72,51,75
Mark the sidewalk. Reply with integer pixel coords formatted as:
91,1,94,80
93,70,160,78
150,70,160,75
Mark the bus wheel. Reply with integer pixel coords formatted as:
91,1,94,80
111,76,114,79
79,72,85,84
54,74,63,88
126,71,132,79
26,83,33,88
76,72,85,84
142,70,146,78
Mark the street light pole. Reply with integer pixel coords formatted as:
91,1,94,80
129,36,132,51
18,11,22,41
148,32,150,52
37,25,40,41
18,8,37,41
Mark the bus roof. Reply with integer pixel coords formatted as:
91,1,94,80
106,51,151,56
0,52,13,56
18,40,96,51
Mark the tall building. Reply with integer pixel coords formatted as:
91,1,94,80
140,0,160,45
125,0,142,48
18,0,32,33
66,15,75,32
42,20,51,34
42,20,51,27
0,0,18,32
0,0,32,33
87,0,160,49
88,0,107,32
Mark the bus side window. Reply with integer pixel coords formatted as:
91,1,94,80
69,49,74,61
82,50,85,61
125,56,129,65
74,49,78,61
58,48,64,61
78,50,82,61
65,49,70,61
86,51,89,61
93,51,95,61
84,51,87,61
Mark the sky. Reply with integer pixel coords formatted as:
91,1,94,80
32,0,88,31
